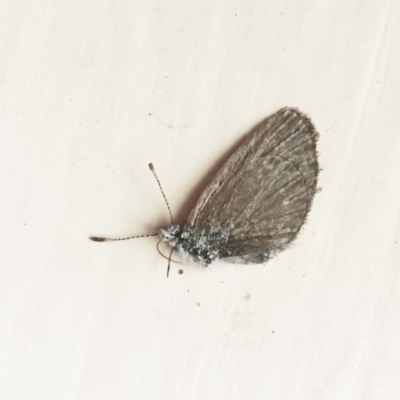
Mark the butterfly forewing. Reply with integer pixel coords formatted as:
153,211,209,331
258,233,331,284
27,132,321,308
186,107,319,262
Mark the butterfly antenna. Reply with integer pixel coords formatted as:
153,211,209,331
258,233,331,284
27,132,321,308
89,233,158,242
166,247,174,278
149,163,174,225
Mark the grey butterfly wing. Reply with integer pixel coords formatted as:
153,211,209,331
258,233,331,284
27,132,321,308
186,107,319,263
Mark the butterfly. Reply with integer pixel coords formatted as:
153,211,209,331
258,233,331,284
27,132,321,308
90,107,319,277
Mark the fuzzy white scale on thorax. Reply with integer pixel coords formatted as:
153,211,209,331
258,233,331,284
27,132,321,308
159,225,233,266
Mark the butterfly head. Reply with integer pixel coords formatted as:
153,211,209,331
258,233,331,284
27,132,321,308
159,225,182,248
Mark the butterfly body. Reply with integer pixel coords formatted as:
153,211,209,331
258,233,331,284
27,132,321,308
160,225,232,266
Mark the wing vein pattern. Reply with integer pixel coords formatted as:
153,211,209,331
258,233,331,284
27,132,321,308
187,107,319,263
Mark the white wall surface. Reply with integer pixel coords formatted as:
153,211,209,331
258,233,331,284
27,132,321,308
1,1,399,399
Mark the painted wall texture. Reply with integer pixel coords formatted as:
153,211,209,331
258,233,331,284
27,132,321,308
1,1,399,399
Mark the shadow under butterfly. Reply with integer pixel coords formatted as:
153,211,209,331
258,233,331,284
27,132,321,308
90,107,320,277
